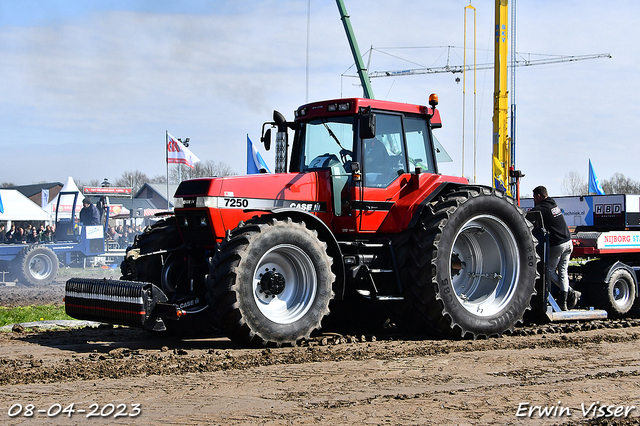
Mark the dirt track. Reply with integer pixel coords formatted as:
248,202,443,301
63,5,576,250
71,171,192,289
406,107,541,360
1,268,640,425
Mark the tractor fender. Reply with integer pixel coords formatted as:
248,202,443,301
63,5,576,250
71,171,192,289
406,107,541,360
245,207,346,300
407,181,468,229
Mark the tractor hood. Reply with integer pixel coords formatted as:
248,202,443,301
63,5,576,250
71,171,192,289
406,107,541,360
174,172,334,245
175,173,326,211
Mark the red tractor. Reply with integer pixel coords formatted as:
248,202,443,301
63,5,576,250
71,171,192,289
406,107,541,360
66,95,538,347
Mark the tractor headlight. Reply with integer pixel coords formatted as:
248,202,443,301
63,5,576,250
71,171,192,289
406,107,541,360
195,196,218,208
175,196,218,209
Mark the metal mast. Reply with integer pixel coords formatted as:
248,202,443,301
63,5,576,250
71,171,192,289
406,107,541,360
463,4,477,181
509,0,517,196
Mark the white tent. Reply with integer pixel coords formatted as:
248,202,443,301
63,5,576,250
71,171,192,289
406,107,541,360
0,189,49,225
45,176,130,220
45,176,83,219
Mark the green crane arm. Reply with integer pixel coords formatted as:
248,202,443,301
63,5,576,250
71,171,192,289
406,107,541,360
336,0,374,99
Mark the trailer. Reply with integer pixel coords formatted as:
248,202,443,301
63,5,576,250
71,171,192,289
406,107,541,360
0,191,106,286
522,194,640,319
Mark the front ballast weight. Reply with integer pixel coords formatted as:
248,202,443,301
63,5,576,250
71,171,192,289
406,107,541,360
65,278,187,331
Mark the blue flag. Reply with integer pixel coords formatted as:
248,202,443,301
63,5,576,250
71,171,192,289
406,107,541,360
588,159,605,195
0,192,3,214
247,136,271,174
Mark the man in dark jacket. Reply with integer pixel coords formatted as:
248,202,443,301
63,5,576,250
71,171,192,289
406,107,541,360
26,227,39,243
5,224,15,241
79,198,100,226
12,227,26,244
530,185,580,310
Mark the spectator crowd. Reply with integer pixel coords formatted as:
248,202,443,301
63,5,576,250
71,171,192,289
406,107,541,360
0,223,55,244
106,224,144,249
1,222,144,249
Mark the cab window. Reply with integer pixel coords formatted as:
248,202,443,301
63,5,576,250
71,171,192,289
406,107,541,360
296,117,354,173
363,114,407,188
404,116,436,173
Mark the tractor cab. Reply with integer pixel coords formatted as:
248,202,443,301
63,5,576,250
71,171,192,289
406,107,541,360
288,97,441,180
261,96,457,233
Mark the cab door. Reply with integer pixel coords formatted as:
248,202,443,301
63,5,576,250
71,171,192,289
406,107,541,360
356,113,437,233
357,113,408,232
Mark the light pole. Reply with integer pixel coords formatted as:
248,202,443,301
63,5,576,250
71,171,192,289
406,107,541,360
99,178,110,225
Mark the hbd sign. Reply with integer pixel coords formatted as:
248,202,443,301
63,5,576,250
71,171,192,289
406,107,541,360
594,203,622,215
594,202,624,227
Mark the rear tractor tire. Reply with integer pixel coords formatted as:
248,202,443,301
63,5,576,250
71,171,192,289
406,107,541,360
397,186,537,338
206,217,335,347
15,244,59,286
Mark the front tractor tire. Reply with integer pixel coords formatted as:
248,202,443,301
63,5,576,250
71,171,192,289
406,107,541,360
120,216,214,336
15,244,59,286
398,186,537,339
206,217,335,347
120,217,183,285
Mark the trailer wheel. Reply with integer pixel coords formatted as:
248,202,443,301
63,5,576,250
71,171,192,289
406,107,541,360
206,217,334,347
598,268,635,318
15,245,59,286
396,186,537,338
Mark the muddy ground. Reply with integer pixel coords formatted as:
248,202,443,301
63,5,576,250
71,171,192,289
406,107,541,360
1,267,640,425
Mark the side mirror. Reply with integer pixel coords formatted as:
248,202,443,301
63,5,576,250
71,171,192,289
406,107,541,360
261,128,272,151
359,109,376,139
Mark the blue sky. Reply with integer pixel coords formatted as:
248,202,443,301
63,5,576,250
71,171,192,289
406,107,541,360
0,0,638,197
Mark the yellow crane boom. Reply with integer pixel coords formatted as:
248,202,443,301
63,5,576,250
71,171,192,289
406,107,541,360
492,0,510,196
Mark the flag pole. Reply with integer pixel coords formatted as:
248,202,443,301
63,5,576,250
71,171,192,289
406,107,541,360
166,130,170,210
588,160,591,195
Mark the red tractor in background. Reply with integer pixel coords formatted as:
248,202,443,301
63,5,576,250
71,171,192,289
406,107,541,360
66,95,538,347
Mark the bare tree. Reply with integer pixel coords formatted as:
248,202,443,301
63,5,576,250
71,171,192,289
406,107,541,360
75,179,101,190
115,170,150,195
560,171,588,196
169,160,237,183
1,182,15,187
601,172,640,194
149,174,167,184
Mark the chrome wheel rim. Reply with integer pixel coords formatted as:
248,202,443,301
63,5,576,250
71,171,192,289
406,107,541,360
612,278,631,308
29,254,54,280
449,215,520,317
253,244,317,324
